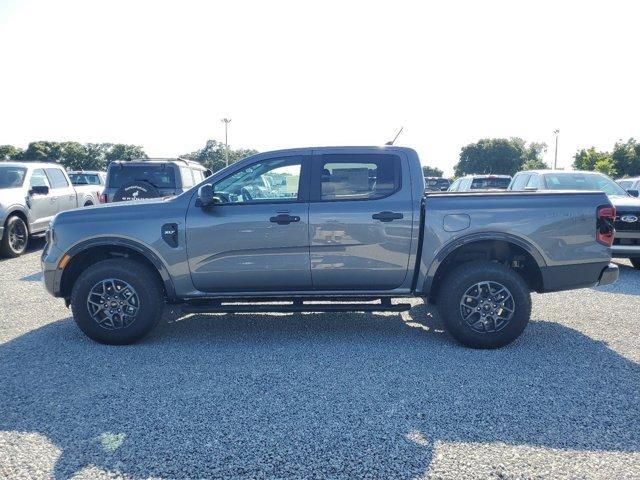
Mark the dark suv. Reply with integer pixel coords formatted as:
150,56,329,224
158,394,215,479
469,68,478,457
103,158,211,203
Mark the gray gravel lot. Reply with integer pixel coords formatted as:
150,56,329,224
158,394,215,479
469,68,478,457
1,241,639,479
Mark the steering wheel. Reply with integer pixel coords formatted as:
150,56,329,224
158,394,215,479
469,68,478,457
240,186,254,202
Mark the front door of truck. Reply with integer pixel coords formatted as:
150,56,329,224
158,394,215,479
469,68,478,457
27,169,56,232
308,152,414,290
186,154,312,293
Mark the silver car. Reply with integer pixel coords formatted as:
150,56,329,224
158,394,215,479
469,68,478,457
0,162,98,257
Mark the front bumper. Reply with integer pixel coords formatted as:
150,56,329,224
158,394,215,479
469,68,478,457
41,243,65,297
597,263,619,287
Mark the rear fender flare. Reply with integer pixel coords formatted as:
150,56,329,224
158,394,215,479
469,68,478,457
422,232,547,294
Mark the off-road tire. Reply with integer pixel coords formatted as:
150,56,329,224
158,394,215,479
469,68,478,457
437,260,532,349
70,258,164,344
1,215,29,258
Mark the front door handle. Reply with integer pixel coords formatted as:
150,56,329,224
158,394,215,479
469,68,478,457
372,211,403,222
270,214,300,225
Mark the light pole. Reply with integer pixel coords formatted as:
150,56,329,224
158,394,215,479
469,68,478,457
553,129,559,170
221,118,231,166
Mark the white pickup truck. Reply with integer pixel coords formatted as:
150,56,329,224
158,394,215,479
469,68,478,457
0,162,101,257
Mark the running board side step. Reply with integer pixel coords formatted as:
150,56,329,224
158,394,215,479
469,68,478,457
180,300,412,314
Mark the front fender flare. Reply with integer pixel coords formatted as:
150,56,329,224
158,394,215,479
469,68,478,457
62,236,176,298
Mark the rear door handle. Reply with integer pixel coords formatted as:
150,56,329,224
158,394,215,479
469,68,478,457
372,211,403,222
270,214,300,225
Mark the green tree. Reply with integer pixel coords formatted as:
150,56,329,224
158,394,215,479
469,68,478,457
454,138,546,177
22,141,65,162
105,144,147,163
0,145,23,161
573,147,612,171
521,158,549,170
611,138,640,177
594,157,617,177
182,140,258,173
422,165,444,177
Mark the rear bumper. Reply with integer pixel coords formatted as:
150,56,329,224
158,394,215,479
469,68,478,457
540,261,615,292
611,244,640,258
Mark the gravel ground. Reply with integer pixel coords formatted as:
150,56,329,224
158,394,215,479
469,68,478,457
1,241,639,479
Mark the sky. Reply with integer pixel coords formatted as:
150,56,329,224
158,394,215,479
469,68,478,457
0,0,638,176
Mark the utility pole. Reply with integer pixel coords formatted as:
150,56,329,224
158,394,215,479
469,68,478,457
553,129,559,170
221,118,231,166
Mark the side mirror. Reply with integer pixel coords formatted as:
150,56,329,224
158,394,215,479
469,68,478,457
30,185,49,196
197,184,216,207
627,189,639,197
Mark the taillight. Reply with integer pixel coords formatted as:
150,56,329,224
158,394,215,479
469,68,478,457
100,194,108,203
597,205,616,247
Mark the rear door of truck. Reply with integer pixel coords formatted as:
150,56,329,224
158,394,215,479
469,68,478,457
307,150,414,290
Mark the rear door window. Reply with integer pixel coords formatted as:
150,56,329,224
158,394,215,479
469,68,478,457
108,165,176,189
312,154,401,201
45,168,69,188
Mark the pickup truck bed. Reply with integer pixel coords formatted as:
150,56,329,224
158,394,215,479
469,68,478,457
41,146,618,348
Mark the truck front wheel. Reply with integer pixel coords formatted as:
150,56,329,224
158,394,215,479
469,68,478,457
436,260,532,349
70,259,164,345
1,215,29,258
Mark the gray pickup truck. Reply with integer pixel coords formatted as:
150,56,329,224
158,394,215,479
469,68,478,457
42,147,618,348
1,162,101,257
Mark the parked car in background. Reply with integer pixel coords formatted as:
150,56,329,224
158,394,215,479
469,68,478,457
102,158,211,203
615,177,640,196
424,176,450,191
448,174,512,191
68,170,107,187
0,162,101,257
42,146,617,349
68,170,106,206
509,170,640,268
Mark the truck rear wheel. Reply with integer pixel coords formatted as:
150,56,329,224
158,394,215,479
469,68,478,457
436,260,531,349
70,259,164,345
1,215,29,258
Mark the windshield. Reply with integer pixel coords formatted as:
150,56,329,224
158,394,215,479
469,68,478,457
0,166,26,189
107,165,176,189
69,173,102,185
543,172,628,196
470,177,511,190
